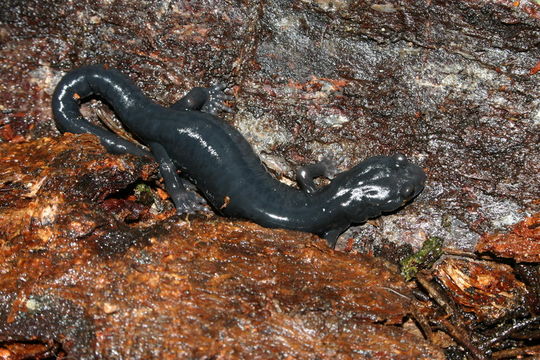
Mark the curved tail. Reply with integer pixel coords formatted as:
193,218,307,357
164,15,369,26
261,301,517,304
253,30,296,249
52,65,151,157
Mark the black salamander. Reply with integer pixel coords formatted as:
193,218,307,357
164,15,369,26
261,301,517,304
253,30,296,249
52,65,426,247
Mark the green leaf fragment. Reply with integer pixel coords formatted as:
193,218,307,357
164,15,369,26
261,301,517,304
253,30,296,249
400,236,444,281
134,183,154,206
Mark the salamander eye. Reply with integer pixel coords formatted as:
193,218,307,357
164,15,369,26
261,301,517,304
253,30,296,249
400,184,415,199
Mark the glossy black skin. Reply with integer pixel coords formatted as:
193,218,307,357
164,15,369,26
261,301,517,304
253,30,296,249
52,65,426,247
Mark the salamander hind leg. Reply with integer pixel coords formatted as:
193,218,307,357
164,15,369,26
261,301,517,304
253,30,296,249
149,142,207,214
296,157,337,194
170,84,234,114
322,227,347,248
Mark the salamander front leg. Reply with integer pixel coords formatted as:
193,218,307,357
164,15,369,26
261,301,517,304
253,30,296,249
296,157,337,194
149,142,206,214
170,84,234,114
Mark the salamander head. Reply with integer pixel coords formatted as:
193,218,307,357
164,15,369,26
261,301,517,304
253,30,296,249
330,153,426,223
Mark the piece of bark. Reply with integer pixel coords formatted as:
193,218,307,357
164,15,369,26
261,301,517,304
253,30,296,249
476,213,540,263
433,257,529,323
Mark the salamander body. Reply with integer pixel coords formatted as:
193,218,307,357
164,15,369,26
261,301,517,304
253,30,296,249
52,65,426,247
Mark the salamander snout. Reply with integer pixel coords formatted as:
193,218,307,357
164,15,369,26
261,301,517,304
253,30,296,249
393,153,426,202
335,153,426,222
